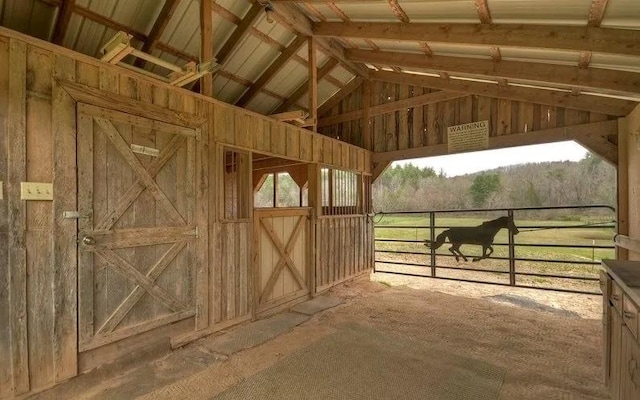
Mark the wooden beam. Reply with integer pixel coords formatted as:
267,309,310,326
318,77,363,116
216,3,262,65
347,49,640,96
253,157,306,171
588,0,610,27
200,0,213,96
270,110,309,121
313,22,640,58
574,135,618,166
617,116,629,259
134,0,181,68
372,161,391,182
309,37,318,132
52,0,75,44
266,2,370,78
370,71,636,116
319,91,468,127
273,58,339,113
388,0,410,23
473,0,492,24
373,119,618,163
74,6,147,42
236,35,306,107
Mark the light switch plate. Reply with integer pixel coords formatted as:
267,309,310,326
21,182,53,201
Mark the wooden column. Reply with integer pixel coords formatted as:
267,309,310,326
200,0,213,97
618,117,629,260
307,163,322,296
362,80,372,150
308,37,318,132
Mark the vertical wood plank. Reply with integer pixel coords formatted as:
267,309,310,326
52,53,78,383
398,85,409,150
0,36,11,398
25,47,54,391
7,37,29,395
496,99,511,136
362,80,372,150
195,115,209,329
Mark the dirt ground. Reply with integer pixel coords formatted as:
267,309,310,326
136,273,606,400
34,273,607,399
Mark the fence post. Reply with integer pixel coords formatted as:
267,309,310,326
430,212,436,277
508,209,516,286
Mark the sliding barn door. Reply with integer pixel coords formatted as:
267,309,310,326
77,103,200,352
254,208,311,316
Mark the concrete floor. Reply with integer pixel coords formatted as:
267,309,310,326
32,275,608,400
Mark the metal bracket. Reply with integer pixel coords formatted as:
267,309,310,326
63,210,92,219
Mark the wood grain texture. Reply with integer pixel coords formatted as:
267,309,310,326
8,37,29,395
51,52,78,382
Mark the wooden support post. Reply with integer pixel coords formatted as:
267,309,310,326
308,163,322,296
308,37,318,132
617,117,629,260
200,0,213,97
362,80,372,150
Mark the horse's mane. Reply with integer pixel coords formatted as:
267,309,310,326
479,216,509,226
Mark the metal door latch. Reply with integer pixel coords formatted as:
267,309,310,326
63,210,92,219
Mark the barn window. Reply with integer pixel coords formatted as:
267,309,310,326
222,148,250,220
321,168,363,215
254,172,307,208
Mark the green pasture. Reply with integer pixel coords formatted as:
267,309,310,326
374,215,615,290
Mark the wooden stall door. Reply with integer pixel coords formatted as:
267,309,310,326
77,103,200,352
254,209,311,316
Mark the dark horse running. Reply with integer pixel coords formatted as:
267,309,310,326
424,216,519,262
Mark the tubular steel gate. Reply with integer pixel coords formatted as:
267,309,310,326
373,205,616,295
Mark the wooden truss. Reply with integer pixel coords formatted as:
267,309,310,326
100,31,219,87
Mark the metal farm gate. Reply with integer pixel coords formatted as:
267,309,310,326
373,205,616,295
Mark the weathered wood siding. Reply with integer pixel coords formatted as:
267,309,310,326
623,105,640,261
0,27,372,398
319,80,615,152
316,215,374,292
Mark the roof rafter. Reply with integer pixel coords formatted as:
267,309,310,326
313,22,640,57
274,58,339,113
473,0,492,24
216,3,263,66
236,35,307,107
347,49,640,97
52,0,76,44
267,2,370,78
134,0,181,69
370,70,636,116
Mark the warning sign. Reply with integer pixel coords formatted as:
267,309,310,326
447,120,489,153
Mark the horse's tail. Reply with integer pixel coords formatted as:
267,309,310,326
424,230,449,250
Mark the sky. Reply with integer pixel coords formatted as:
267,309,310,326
394,141,589,177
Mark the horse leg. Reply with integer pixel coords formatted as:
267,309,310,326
473,245,490,262
452,244,468,262
449,246,459,262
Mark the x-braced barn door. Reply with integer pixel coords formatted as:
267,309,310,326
254,209,311,316
77,103,201,352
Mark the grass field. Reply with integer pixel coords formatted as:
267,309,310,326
374,215,616,293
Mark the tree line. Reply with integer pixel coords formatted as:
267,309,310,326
372,153,615,213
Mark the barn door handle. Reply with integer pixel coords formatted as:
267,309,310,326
82,236,96,245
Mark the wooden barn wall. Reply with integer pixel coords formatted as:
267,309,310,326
319,81,614,152
316,215,374,292
623,105,640,260
0,28,372,398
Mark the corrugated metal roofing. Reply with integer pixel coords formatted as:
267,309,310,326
0,0,637,115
